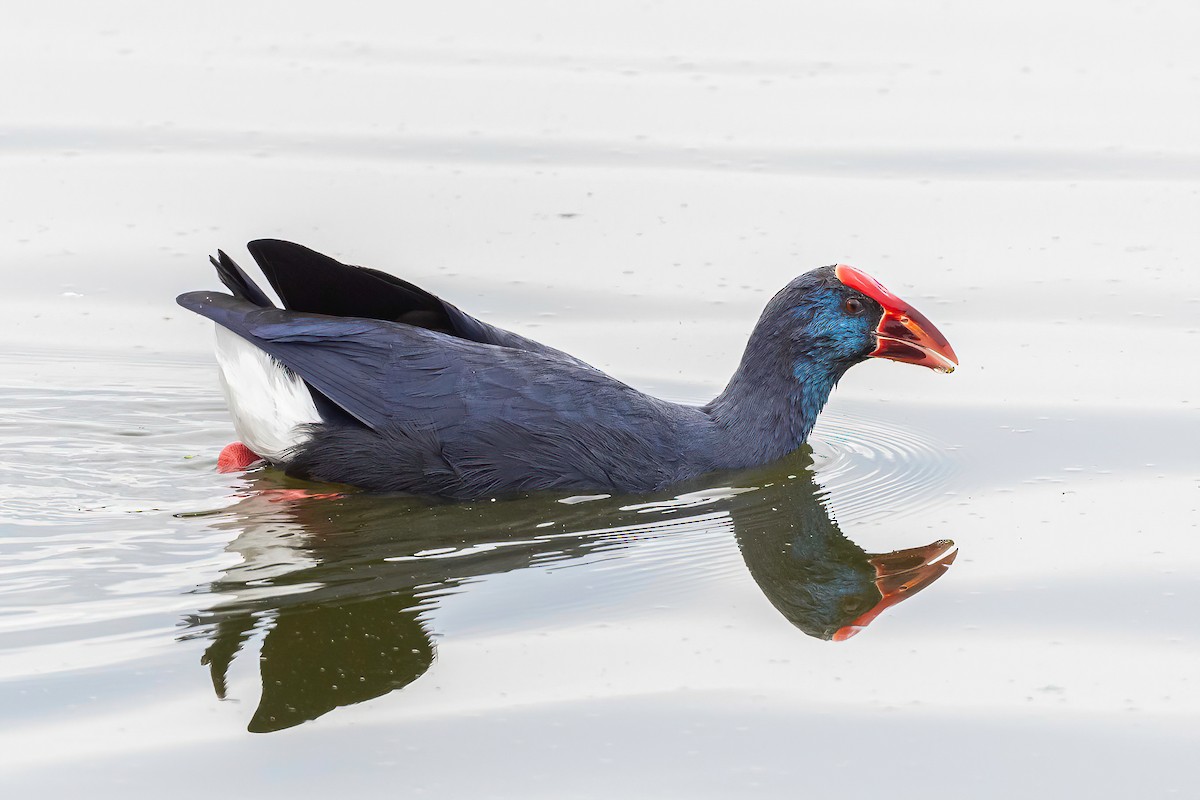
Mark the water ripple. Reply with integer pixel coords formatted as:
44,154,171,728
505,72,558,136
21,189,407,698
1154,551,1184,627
0,383,958,676
810,409,961,524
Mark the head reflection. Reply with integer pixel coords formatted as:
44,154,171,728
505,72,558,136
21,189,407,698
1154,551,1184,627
184,455,955,732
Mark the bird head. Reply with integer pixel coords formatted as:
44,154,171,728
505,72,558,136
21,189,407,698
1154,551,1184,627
774,264,958,376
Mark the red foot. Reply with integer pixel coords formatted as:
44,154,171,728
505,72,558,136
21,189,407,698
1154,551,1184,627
217,441,264,473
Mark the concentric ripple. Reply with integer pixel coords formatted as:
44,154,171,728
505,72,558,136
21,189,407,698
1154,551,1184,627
808,408,962,525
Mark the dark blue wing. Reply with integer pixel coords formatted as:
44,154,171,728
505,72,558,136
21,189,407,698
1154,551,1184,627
176,291,675,437
244,239,588,367
177,290,716,495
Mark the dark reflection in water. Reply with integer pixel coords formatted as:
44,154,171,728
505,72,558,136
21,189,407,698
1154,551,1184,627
181,452,955,732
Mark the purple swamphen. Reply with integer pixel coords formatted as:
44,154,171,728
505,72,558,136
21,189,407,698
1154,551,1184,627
178,240,957,499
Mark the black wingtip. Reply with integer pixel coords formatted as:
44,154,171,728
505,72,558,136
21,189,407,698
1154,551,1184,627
246,239,331,275
242,240,463,337
247,238,311,255
245,240,347,312
210,249,274,308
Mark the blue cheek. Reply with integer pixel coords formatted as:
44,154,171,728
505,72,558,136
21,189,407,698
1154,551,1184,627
791,295,873,374
840,317,872,350
793,361,813,381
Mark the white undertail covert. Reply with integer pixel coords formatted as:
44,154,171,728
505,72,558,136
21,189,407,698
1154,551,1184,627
213,326,320,462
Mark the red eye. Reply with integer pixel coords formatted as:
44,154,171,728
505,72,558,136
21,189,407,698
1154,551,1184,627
843,297,865,315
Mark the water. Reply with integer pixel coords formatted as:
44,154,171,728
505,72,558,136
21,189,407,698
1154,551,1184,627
3,2,1199,796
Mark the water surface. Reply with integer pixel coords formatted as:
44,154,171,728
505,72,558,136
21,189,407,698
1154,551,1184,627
2,2,1199,797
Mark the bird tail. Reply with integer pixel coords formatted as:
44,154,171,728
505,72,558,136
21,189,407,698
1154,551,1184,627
178,284,318,463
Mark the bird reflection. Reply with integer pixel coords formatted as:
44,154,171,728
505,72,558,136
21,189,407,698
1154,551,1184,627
727,477,955,641
181,451,955,733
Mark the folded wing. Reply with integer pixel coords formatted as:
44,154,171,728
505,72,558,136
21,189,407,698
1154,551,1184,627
176,291,699,495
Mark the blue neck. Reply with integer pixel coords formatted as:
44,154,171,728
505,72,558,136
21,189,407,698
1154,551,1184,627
705,335,847,469
792,357,844,443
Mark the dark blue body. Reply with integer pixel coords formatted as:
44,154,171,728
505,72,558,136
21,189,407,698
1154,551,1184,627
178,240,884,498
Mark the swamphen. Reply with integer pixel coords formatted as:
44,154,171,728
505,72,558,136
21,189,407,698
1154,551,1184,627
177,240,957,498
